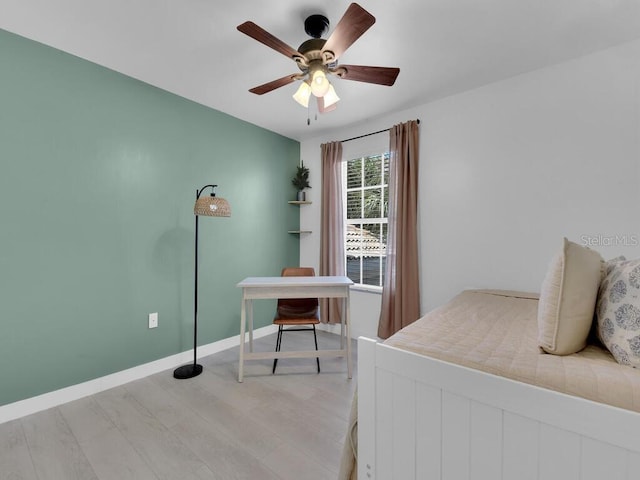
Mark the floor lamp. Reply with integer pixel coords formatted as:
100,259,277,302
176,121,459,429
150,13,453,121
174,184,231,379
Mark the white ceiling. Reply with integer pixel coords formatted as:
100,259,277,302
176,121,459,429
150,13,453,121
1,0,640,141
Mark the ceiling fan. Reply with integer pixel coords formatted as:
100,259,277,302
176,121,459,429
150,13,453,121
237,3,400,114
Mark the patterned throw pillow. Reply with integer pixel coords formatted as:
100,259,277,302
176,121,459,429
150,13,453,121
596,258,640,367
601,255,626,282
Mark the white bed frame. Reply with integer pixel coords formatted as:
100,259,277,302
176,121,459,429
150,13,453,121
358,337,640,480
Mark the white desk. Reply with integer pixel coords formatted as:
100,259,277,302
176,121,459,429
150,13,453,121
236,276,353,382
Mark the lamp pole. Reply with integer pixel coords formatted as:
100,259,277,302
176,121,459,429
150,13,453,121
174,185,229,379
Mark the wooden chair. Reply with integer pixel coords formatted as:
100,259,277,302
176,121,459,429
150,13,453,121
272,267,320,374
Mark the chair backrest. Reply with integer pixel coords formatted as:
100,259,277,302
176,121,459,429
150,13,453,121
277,267,319,317
281,267,315,277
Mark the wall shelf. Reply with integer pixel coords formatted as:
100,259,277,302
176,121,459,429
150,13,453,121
289,200,311,234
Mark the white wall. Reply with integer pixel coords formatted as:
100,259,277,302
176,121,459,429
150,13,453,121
302,39,640,339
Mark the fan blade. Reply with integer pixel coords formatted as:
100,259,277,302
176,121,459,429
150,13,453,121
249,75,298,95
237,21,302,61
321,3,375,61
317,96,337,114
337,65,400,86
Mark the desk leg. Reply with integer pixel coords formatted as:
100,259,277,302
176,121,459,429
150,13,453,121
345,292,352,379
239,296,246,382
248,298,254,353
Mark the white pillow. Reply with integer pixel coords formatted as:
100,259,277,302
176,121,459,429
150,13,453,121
537,238,603,355
596,258,640,367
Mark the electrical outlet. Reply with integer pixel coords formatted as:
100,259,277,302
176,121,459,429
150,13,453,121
148,312,158,329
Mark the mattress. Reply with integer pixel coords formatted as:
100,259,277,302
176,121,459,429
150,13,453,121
384,289,640,413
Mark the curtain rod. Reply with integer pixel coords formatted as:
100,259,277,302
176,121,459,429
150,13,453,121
337,119,420,143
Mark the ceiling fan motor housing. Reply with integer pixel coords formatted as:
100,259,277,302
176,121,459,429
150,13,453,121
298,38,326,55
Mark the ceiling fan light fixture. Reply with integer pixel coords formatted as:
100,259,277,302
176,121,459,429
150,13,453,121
310,69,330,97
293,81,311,107
323,83,340,108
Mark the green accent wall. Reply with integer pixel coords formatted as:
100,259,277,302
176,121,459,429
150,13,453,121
0,29,300,406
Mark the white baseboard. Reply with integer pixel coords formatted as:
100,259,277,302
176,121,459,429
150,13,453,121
0,324,278,425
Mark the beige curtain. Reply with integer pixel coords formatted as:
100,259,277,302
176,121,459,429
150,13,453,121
378,120,420,339
320,141,345,324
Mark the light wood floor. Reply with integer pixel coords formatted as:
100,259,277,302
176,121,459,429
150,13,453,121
1,330,357,480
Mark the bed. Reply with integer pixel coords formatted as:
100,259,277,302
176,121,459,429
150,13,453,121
356,289,640,480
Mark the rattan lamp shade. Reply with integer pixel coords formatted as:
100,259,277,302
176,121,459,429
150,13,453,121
193,195,231,217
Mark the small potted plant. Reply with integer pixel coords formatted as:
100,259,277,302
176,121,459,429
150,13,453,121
292,160,311,201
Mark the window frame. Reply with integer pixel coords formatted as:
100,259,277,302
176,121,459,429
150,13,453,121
341,133,390,292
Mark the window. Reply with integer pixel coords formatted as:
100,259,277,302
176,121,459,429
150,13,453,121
343,152,389,288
